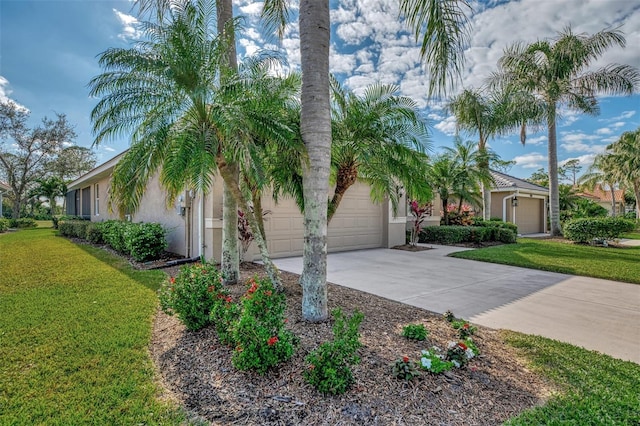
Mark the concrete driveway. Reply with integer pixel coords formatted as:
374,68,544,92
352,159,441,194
273,245,640,363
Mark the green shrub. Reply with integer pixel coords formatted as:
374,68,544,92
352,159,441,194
232,276,297,374
158,262,218,331
496,228,517,243
473,218,518,235
304,308,364,395
420,221,517,245
0,218,8,233
563,217,636,243
124,222,167,262
52,215,84,229
209,286,240,346
101,220,129,253
401,324,428,341
419,226,470,244
8,218,37,229
392,356,420,381
85,223,105,244
58,220,92,239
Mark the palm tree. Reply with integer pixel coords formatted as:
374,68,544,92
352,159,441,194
89,2,292,287
442,137,495,213
33,176,66,216
426,154,466,225
607,128,640,218
579,154,622,217
137,0,242,285
262,0,471,322
491,27,639,236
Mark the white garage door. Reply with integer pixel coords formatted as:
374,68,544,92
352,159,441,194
260,181,384,258
517,197,543,234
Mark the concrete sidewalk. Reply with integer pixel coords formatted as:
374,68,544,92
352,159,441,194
273,246,640,363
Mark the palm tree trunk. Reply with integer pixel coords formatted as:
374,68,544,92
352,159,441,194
478,143,491,220
442,197,449,225
547,104,562,236
299,0,331,322
327,166,357,224
251,190,267,242
609,186,617,217
482,184,491,220
217,157,282,289
217,0,240,285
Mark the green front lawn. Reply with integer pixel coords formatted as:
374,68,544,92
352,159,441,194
0,228,183,424
623,231,640,240
450,238,640,284
504,332,640,425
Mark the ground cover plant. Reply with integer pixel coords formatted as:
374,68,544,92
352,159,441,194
450,238,640,284
0,228,183,424
503,331,640,425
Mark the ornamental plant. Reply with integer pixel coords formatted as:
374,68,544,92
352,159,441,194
409,200,432,246
392,356,421,381
210,290,239,346
419,346,454,374
158,261,219,331
231,276,297,374
304,308,364,395
452,320,477,339
446,339,479,368
401,323,428,341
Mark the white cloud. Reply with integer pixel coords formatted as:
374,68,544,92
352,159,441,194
595,127,613,135
113,9,142,41
514,153,547,169
610,110,636,121
0,76,28,112
526,135,547,146
103,146,116,152
434,115,457,136
239,2,263,16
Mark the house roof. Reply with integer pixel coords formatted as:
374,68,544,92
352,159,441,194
490,170,548,195
67,151,126,191
577,184,625,203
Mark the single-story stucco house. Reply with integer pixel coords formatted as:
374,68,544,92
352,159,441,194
66,152,410,261
576,184,626,216
489,170,548,235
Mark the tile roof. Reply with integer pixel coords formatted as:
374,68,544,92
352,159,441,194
490,170,548,192
577,184,625,203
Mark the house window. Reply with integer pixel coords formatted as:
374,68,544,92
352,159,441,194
94,184,100,216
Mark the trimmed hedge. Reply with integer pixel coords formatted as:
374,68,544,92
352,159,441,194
563,217,636,243
419,220,517,245
0,218,8,233
7,218,37,229
58,219,168,262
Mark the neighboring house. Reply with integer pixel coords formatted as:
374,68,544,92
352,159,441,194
576,184,626,216
489,170,549,235
0,181,10,217
66,152,407,261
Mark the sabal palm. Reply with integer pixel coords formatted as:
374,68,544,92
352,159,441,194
607,128,640,218
492,27,639,235
89,2,291,287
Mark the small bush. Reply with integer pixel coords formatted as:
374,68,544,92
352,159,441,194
392,356,420,381
124,222,167,262
419,226,470,244
101,220,129,253
563,217,636,243
0,218,8,233
401,324,428,341
158,262,218,331
496,228,517,243
304,308,364,395
232,276,297,374
52,215,84,229
85,223,105,244
451,320,477,339
58,220,92,239
8,218,37,229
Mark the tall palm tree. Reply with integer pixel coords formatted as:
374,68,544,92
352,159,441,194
426,154,466,225
262,0,471,322
579,154,622,217
136,0,242,285
89,2,291,287
607,128,640,218
491,27,639,236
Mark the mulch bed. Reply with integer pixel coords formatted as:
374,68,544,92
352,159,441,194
150,263,553,426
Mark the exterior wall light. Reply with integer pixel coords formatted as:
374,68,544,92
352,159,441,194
511,196,519,207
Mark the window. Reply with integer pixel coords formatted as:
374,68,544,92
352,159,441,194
94,183,100,216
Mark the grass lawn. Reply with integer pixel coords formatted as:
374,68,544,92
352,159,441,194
623,231,640,239
450,238,640,284
0,228,184,425
504,332,640,425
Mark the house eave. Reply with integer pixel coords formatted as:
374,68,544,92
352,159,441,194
491,188,549,197
67,151,125,191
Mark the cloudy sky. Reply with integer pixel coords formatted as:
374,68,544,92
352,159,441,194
1,0,638,179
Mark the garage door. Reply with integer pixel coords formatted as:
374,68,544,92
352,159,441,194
260,181,384,258
517,197,543,234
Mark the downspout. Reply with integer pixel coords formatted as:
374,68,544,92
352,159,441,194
199,190,205,259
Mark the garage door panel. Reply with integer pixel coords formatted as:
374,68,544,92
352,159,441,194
517,198,543,234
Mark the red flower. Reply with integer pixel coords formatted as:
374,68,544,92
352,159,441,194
169,277,176,284
458,342,468,351
264,290,272,296
267,336,278,346
402,356,409,363
225,296,232,303
463,323,470,329
284,318,288,323
247,282,258,294
207,285,214,292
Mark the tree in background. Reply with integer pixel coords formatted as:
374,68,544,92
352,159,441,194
579,154,622,217
491,26,639,236
33,176,67,216
0,101,76,218
562,159,582,186
607,128,640,218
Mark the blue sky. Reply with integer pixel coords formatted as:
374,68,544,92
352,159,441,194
1,0,638,180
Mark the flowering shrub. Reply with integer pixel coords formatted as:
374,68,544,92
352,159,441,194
452,320,477,339
231,276,297,374
304,308,364,395
419,347,454,374
210,290,239,346
443,310,456,322
401,323,428,341
392,356,421,380
158,261,219,331
446,339,479,368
